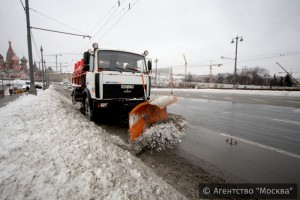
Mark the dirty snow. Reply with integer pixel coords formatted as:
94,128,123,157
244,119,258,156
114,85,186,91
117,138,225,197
153,88,300,97
0,86,186,199
131,115,187,153
109,115,187,155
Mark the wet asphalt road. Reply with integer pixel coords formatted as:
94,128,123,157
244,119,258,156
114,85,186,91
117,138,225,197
0,94,24,108
167,97,300,184
152,90,300,197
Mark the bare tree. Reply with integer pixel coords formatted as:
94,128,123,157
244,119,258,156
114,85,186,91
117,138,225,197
237,66,270,85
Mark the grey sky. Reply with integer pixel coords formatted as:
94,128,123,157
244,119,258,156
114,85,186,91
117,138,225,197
1,0,300,77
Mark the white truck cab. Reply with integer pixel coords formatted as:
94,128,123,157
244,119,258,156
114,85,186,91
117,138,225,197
72,43,152,124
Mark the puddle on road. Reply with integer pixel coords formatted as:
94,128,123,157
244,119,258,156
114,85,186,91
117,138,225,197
177,124,300,184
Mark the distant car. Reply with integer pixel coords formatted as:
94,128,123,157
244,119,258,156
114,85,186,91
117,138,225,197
35,84,42,89
67,83,72,89
59,82,64,85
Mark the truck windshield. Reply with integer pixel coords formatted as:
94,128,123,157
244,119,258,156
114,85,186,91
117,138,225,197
98,51,146,73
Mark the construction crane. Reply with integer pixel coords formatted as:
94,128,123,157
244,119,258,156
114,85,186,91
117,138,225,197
276,62,299,86
196,61,222,83
278,71,300,75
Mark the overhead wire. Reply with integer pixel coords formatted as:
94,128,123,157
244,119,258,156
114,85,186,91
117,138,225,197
97,0,141,42
19,0,25,11
30,30,41,61
74,0,125,56
78,0,131,53
29,7,85,35
91,0,128,38
75,0,140,64
31,26,91,39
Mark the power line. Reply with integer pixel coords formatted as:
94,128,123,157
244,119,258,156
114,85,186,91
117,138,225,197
19,0,25,10
31,26,91,39
30,30,41,60
29,7,85,35
78,0,129,53
90,0,127,37
75,0,139,63
97,0,141,42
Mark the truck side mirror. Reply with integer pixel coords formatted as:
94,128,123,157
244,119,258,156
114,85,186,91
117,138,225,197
147,60,152,71
83,52,90,65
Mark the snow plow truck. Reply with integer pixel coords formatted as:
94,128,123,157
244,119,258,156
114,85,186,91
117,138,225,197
71,43,178,142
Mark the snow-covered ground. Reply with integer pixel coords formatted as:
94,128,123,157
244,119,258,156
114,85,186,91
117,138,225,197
0,87,186,199
152,88,300,97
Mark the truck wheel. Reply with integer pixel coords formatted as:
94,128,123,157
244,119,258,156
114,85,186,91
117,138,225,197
71,91,77,105
84,98,94,121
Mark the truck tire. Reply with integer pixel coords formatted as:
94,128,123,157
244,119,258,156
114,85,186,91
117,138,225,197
71,90,77,105
84,97,95,121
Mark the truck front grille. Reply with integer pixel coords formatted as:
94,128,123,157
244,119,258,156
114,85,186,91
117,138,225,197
103,84,144,99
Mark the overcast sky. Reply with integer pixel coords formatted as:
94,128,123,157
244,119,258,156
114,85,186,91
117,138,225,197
1,0,300,77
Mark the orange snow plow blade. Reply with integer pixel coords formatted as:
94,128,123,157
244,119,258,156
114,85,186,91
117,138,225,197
129,96,179,142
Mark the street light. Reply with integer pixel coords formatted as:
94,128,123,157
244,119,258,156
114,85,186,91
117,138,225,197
231,35,244,89
221,56,235,60
154,59,158,87
40,46,45,90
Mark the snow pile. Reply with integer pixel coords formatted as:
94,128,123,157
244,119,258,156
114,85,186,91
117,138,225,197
131,115,187,153
0,87,186,199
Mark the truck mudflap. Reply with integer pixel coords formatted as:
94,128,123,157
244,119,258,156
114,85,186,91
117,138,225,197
129,95,179,142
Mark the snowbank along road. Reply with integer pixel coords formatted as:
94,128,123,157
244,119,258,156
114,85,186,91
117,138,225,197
0,87,189,199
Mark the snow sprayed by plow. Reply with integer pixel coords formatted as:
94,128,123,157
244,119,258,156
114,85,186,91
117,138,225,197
112,115,188,154
132,115,187,153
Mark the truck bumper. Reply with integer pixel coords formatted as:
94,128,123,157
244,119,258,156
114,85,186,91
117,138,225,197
92,99,144,113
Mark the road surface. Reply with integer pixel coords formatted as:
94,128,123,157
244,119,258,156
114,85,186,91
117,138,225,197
167,97,300,183
54,84,300,199
0,93,24,108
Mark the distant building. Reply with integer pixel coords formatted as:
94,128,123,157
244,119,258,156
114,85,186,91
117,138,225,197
0,41,41,80
151,67,184,87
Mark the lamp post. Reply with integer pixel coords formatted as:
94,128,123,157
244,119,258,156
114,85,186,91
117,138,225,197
44,60,47,88
154,59,158,87
25,0,37,94
40,46,45,90
231,36,243,89
55,54,62,72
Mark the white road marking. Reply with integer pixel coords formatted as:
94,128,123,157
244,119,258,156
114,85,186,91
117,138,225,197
224,97,233,100
287,101,300,104
251,98,268,103
222,111,231,114
273,118,300,125
220,133,300,159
